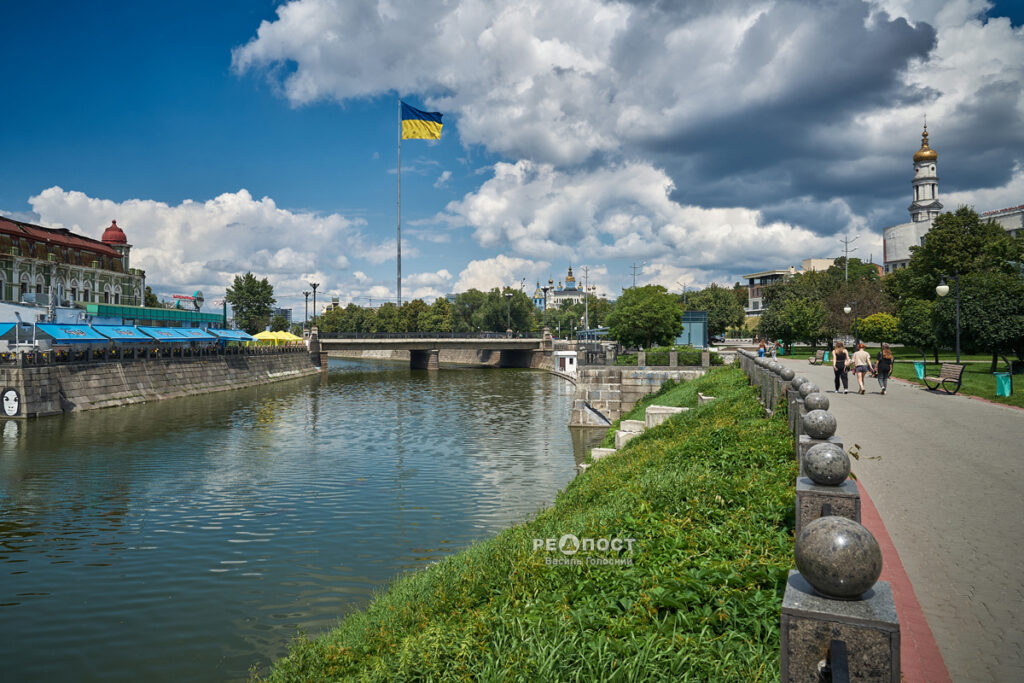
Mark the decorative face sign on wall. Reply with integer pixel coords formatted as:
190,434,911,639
2,388,20,417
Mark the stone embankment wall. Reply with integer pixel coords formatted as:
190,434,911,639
3,352,322,418
570,367,706,426
328,348,548,368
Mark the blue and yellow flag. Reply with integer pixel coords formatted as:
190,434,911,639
401,102,443,140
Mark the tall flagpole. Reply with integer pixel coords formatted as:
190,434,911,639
396,98,403,307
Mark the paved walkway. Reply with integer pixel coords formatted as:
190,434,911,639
780,357,1024,682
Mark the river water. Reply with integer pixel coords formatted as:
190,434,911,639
0,359,584,681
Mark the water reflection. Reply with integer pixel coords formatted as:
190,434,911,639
0,360,577,682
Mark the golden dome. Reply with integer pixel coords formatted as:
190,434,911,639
913,126,937,163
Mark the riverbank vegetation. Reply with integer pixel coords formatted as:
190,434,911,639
256,366,796,681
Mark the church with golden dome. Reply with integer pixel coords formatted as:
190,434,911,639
883,124,1022,274
532,266,587,311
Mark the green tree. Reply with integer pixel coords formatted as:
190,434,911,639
420,297,454,333
269,313,289,331
289,323,304,337
399,299,430,332
225,272,275,334
606,285,682,348
373,302,402,333
896,298,939,362
933,270,1024,368
685,283,745,336
757,297,826,349
144,286,159,308
452,289,489,332
857,312,899,343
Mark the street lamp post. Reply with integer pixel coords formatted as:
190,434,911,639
310,282,320,328
541,284,551,328
843,301,859,345
504,291,513,333
303,290,310,330
936,271,960,363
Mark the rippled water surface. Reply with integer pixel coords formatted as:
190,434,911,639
0,360,580,681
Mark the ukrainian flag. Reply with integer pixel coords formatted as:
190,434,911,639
401,102,443,140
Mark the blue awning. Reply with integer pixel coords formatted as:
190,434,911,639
136,326,190,342
205,328,255,341
92,325,153,342
36,324,109,343
174,328,217,340
0,323,15,338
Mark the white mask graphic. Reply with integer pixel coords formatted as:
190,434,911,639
2,389,19,417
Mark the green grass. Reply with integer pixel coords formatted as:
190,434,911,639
615,346,724,367
890,361,1023,409
256,367,797,682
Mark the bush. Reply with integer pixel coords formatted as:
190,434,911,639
615,346,723,366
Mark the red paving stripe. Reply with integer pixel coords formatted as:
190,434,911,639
856,479,952,683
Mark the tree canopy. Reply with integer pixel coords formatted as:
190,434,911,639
606,285,682,348
225,272,275,334
685,283,745,336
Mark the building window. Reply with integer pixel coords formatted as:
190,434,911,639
752,301,759,310
83,289,90,302
35,284,42,295
103,291,110,304
114,292,120,305
71,287,77,300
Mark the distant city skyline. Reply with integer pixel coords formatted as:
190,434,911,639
1,0,1021,314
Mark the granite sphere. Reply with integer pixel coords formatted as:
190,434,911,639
768,361,781,373
795,516,882,599
781,368,795,381
803,392,830,412
798,382,821,398
802,409,837,439
804,443,850,485
791,376,808,390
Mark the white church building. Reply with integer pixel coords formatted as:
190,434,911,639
883,126,1023,273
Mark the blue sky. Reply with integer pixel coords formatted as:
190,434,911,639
1,1,1022,315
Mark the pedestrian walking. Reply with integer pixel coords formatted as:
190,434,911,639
851,342,872,394
832,341,849,394
874,343,894,395
758,340,766,358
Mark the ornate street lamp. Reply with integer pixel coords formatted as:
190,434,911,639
303,290,310,330
936,271,960,363
310,282,320,328
843,301,859,345
504,291,513,333
541,283,552,328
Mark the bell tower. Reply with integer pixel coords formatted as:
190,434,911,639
909,123,942,223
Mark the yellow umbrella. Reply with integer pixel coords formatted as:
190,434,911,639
252,330,280,345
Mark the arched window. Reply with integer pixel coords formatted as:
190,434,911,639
113,285,121,305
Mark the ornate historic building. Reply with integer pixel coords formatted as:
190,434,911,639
883,126,1022,273
0,216,145,307
533,266,586,311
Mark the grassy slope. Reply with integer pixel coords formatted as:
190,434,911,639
258,367,796,682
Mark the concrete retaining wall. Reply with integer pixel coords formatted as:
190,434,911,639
570,366,705,426
1,352,322,418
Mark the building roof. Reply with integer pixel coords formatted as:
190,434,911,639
101,220,128,245
981,204,1024,216
913,125,938,163
0,215,121,258
741,267,796,279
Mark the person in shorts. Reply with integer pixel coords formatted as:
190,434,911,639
851,343,872,394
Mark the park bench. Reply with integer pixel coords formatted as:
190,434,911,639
923,363,965,395
808,350,825,365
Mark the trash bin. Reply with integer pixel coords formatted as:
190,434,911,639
823,350,830,362
913,361,925,380
994,372,1012,397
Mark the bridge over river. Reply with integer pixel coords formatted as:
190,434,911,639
317,333,548,369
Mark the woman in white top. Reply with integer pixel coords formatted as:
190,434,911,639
850,343,873,395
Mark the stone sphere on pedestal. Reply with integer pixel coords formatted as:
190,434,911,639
802,409,837,440
768,361,781,373
795,516,882,599
803,392,830,412
781,368,795,381
804,442,850,485
798,382,820,398
791,376,808,390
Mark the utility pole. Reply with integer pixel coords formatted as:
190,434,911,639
839,235,859,282
630,260,646,288
581,266,590,332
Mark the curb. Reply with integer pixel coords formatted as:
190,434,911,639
856,479,952,682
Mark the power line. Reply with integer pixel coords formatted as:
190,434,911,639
629,261,646,288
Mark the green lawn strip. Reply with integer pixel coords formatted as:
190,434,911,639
889,361,1022,408
615,347,724,367
256,367,797,682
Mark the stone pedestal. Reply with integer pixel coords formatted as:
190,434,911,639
697,392,716,406
781,571,900,682
590,447,617,461
619,419,646,433
797,435,844,473
669,350,678,367
614,430,640,449
701,351,710,368
637,351,646,367
795,477,861,536
644,405,687,428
